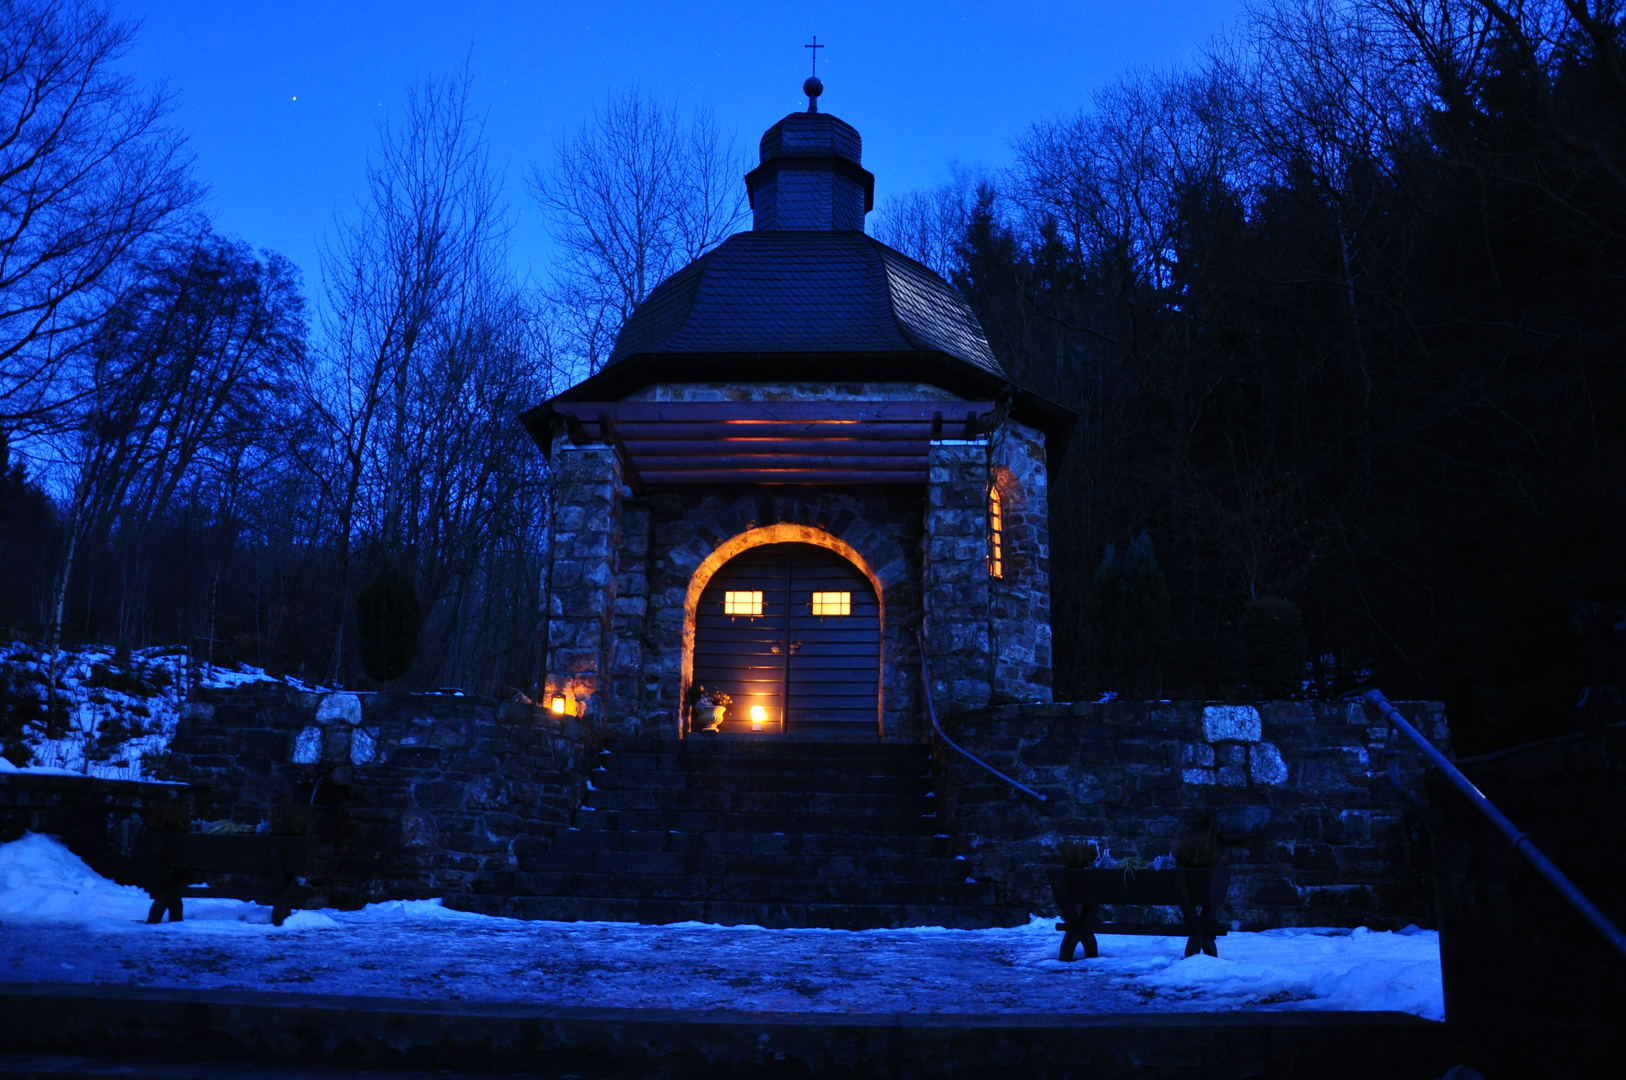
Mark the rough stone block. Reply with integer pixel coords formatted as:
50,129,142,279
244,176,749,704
1249,742,1289,785
292,726,322,764
1332,809,1372,843
316,693,363,726
1203,705,1262,743
1210,804,1272,840
400,809,439,848
1260,702,1315,726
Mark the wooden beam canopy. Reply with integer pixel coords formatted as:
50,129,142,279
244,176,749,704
552,401,998,486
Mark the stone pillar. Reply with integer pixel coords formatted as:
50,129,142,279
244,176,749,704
989,424,1053,702
606,498,650,736
923,440,992,713
543,444,622,734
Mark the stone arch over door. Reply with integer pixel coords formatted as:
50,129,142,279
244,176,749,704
682,524,886,737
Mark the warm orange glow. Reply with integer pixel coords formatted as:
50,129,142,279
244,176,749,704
724,590,764,616
811,591,851,616
988,486,1004,579
750,704,767,727
680,523,887,737
550,696,567,715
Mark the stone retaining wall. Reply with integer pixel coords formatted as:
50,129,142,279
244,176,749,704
153,686,593,908
0,772,189,884
936,699,1452,930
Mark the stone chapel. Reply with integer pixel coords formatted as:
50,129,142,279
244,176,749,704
524,79,1072,743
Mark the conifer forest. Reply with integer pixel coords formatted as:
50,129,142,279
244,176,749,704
4,0,1625,756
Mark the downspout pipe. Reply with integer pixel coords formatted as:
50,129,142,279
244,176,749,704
918,629,1046,802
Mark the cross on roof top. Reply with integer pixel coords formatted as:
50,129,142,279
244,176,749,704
805,36,824,77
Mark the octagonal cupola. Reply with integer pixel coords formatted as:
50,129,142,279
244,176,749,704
745,80,875,231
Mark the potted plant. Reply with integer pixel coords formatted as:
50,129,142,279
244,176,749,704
690,686,731,732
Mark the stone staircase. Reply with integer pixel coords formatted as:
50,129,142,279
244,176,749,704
456,737,1026,930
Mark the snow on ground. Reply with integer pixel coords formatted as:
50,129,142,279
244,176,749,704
0,834,1443,1018
1,642,319,779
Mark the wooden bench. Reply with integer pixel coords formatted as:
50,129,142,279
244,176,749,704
1048,866,1231,961
137,833,315,927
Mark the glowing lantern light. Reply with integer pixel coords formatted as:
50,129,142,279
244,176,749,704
551,696,567,716
750,704,767,728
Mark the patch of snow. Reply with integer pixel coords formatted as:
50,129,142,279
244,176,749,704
0,834,1444,1019
0,832,336,931
1,641,327,779
0,759,82,776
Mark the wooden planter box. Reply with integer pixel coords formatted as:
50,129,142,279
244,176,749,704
137,833,315,927
1048,866,1231,961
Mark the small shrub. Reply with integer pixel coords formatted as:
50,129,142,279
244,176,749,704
1174,831,1223,869
357,560,422,683
270,799,315,837
1241,598,1308,699
1057,839,1100,868
87,663,159,698
1090,532,1172,698
203,820,255,835
0,660,47,767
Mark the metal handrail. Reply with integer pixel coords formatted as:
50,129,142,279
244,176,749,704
1364,688,1626,961
917,630,1046,802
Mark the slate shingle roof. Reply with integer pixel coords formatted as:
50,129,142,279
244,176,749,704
606,231,1004,379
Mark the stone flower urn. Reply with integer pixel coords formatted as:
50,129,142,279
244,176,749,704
695,702,726,732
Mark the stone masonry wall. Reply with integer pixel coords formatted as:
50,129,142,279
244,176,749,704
595,382,986,741
548,382,1057,739
543,443,623,735
924,441,994,714
937,698,1451,930
0,772,190,885
988,419,1051,704
155,686,592,907
628,487,926,740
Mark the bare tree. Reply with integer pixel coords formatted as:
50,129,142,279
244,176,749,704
41,228,303,660
871,164,985,277
532,88,748,374
300,68,565,689
0,0,195,430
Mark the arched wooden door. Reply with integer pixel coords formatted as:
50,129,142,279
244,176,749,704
691,542,880,737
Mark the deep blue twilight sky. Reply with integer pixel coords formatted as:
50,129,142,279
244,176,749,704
119,1,1246,295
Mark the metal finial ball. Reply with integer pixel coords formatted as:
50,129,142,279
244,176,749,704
804,76,823,99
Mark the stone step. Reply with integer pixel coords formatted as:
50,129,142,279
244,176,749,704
530,849,975,882
453,893,1029,930
589,768,934,796
551,828,954,858
511,871,997,907
573,807,941,835
617,738,929,760
584,787,930,817
602,751,931,778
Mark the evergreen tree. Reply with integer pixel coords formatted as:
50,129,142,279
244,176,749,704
1241,598,1307,700
357,561,422,684
1090,532,1172,698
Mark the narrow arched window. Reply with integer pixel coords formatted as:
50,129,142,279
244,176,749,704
988,485,1004,579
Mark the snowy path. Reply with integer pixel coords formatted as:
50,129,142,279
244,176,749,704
0,834,1444,1018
